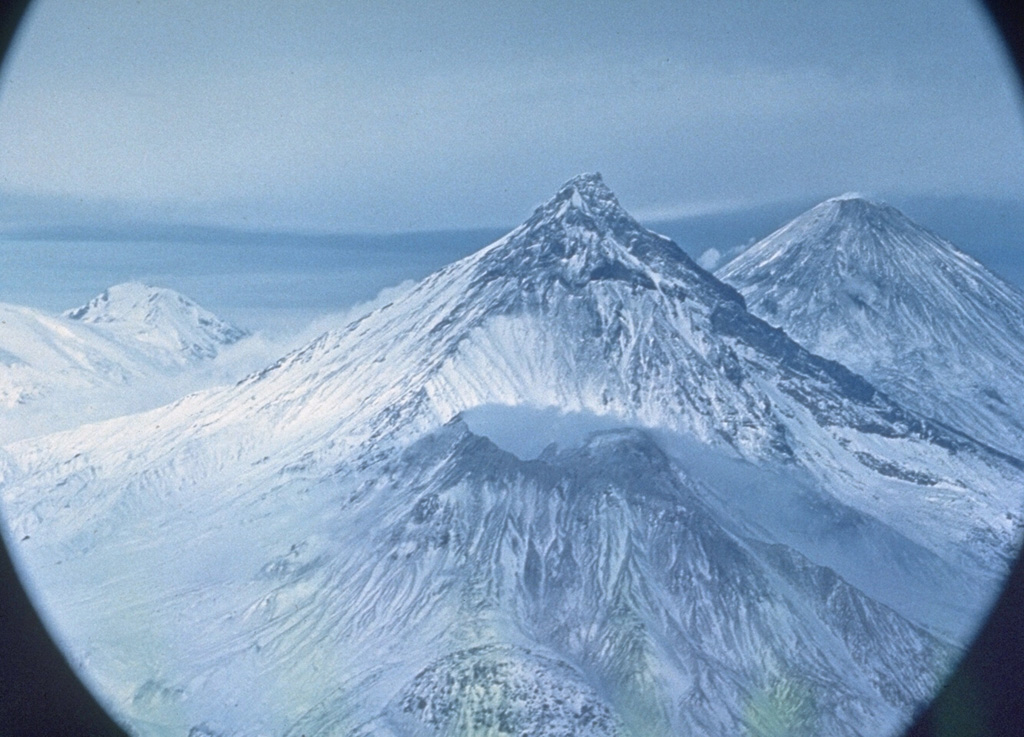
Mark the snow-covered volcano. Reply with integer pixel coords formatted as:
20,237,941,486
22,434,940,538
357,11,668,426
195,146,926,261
0,283,248,441
1,176,1021,737
64,281,248,362
716,194,1024,457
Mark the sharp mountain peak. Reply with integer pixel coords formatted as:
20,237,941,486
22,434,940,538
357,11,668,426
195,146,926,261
519,172,638,235
547,171,619,214
716,188,1024,457
823,191,883,206
475,173,725,292
716,194,966,280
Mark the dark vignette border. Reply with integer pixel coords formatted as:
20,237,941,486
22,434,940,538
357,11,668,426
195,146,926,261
0,1,1021,735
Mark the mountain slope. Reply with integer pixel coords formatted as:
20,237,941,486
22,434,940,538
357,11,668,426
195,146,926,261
0,283,248,442
1,420,960,737
1,176,1021,737
716,194,1024,457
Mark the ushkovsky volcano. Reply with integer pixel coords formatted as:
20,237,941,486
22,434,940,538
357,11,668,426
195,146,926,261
2,175,1022,737
0,282,247,442
716,194,1024,458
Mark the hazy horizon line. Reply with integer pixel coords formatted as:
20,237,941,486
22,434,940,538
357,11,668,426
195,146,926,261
3,190,1023,244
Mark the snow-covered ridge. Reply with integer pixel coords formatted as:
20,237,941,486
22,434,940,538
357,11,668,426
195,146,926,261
8,177,1021,569
716,194,1024,457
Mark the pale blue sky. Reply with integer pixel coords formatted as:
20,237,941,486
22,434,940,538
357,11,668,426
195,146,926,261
0,0,1022,233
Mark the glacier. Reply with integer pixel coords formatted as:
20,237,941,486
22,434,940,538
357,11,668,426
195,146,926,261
2,174,1022,737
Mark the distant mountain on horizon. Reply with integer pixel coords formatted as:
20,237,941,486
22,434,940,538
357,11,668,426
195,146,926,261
649,193,1024,291
0,282,248,442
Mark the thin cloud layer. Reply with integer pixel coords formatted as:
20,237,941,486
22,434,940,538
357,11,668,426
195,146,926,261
0,0,1021,232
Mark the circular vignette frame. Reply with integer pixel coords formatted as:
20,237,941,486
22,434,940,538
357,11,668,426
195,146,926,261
0,2,1021,736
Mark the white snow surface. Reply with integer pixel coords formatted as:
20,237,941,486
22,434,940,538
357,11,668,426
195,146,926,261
716,195,1024,458
63,282,248,360
1,175,1022,737
0,283,250,442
